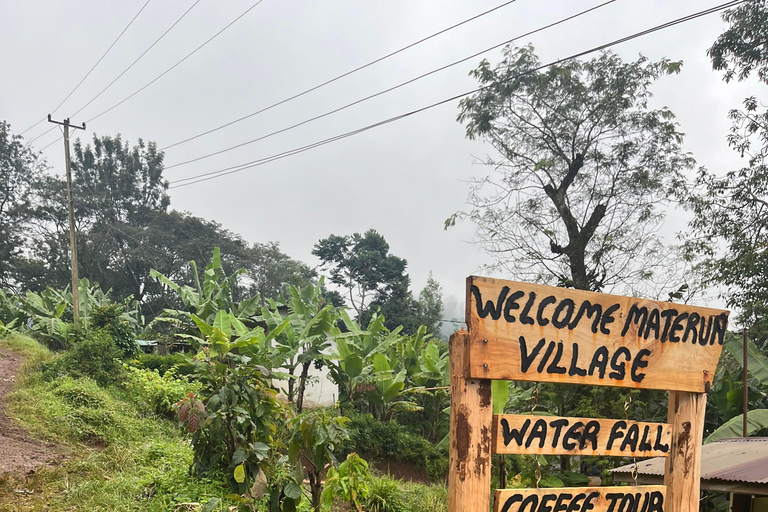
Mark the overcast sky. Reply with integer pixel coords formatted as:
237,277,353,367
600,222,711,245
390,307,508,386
1,0,763,321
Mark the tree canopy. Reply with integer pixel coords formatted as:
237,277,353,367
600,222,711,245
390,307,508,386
452,46,693,293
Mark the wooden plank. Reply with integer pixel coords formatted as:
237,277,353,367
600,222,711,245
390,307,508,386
448,331,492,512
663,391,707,512
466,276,729,392
494,486,667,512
492,414,672,457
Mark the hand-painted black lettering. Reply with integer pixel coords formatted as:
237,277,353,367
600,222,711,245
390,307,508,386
653,425,669,453
607,420,626,450
548,418,569,447
501,418,530,447
554,494,573,512
566,494,586,512
669,312,688,343
582,492,600,512
638,425,653,452
609,347,630,380
472,285,509,320
501,494,523,512
525,419,548,449
546,342,567,374
588,346,609,378
659,309,678,342
520,336,546,373
568,343,587,376
569,301,603,333
631,349,650,383
639,492,651,512
698,315,713,346
644,308,661,340
539,494,556,512
520,292,537,325
580,420,600,450
648,491,664,512
621,304,649,337
712,313,728,345
504,290,526,323
536,295,557,326
606,493,624,512
682,312,700,344
601,304,620,335
620,423,640,452
520,495,540,512
618,493,634,512
537,341,557,373
562,421,584,450
552,299,575,329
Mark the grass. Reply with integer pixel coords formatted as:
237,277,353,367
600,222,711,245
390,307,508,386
0,334,233,511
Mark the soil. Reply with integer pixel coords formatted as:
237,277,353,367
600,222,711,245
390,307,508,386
0,347,59,475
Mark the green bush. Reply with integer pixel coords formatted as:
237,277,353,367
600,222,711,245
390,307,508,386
365,476,408,512
47,377,125,445
123,365,201,418
91,304,138,357
132,352,192,376
40,328,123,386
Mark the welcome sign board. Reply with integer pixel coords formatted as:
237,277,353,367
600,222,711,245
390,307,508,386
465,277,730,392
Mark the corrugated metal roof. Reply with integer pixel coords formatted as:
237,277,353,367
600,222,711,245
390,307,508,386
612,438,768,484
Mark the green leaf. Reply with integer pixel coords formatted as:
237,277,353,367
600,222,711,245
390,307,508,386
540,474,565,488
492,380,511,414
234,463,246,483
284,481,302,499
202,497,221,512
213,310,231,339
705,409,768,443
725,336,768,387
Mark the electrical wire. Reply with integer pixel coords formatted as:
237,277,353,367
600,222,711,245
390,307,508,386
163,0,617,170
19,0,153,136
28,0,260,146
159,0,524,151
168,0,745,189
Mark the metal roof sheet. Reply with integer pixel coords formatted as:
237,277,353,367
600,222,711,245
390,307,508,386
612,438,768,484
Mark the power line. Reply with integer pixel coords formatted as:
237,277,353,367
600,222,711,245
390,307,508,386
20,0,152,137
159,0,524,151
168,0,744,189
28,0,257,146
163,0,617,171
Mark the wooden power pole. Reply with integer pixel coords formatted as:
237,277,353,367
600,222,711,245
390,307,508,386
48,115,86,325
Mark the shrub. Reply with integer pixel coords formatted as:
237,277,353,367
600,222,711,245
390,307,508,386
40,328,123,386
365,476,408,512
123,365,201,418
132,353,191,376
50,377,122,445
91,304,138,357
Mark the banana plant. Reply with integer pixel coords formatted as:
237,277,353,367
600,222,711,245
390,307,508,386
151,247,261,332
706,334,768,442
370,352,421,421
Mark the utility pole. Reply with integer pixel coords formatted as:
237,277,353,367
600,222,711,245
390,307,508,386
48,115,86,326
744,328,749,437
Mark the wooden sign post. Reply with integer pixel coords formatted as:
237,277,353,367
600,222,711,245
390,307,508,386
448,276,729,512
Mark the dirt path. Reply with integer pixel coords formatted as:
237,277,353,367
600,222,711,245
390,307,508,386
0,347,58,475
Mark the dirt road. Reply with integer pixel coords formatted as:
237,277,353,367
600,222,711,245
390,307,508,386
0,347,58,475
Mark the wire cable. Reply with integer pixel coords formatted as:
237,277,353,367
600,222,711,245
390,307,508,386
159,0,523,151
28,0,261,146
20,0,152,136
163,0,617,170
168,0,744,189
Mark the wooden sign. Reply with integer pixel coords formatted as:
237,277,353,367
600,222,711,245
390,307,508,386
492,415,672,457
494,486,666,512
466,277,729,392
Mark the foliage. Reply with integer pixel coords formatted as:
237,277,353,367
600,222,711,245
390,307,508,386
132,352,191,376
40,328,124,386
124,365,201,418
262,277,336,412
706,409,768,443
288,409,351,510
92,303,138,356
321,453,371,512
365,475,409,512
452,45,692,293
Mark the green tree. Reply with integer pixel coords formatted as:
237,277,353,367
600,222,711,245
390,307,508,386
0,121,43,289
683,0,768,338
416,272,444,337
451,46,693,293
